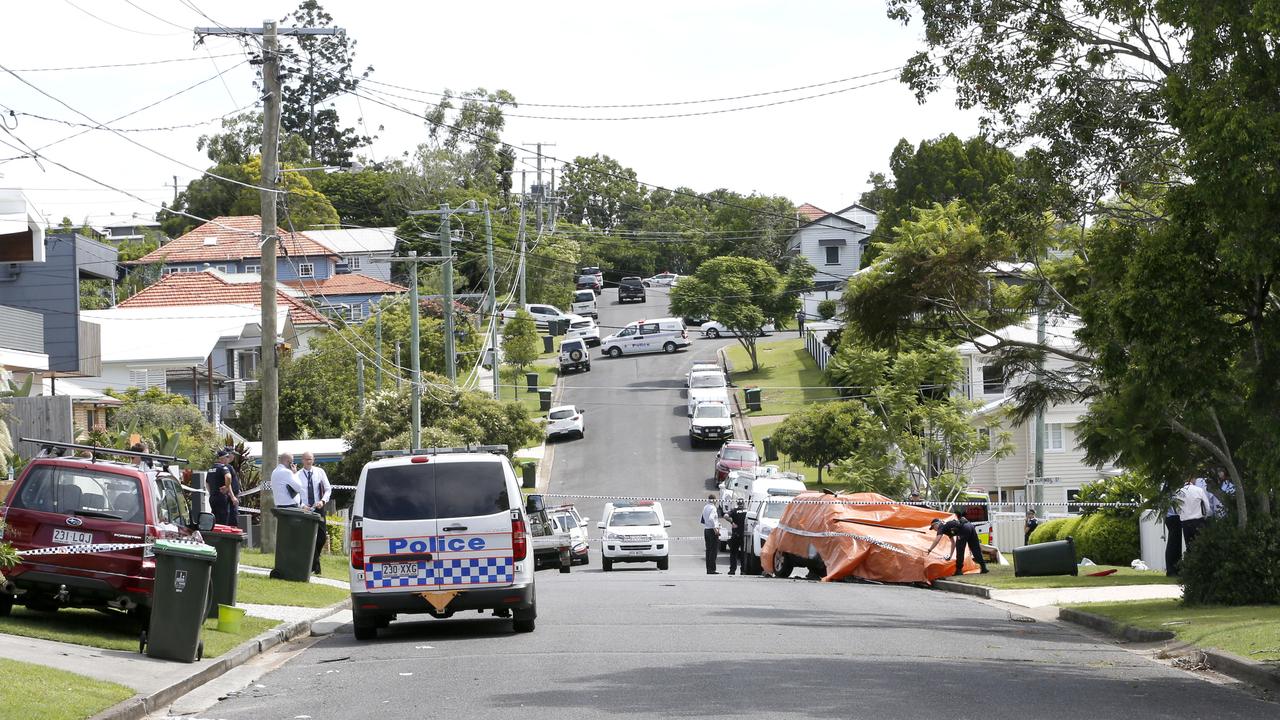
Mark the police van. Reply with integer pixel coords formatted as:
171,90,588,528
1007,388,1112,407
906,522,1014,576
347,446,536,639
599,317,690,357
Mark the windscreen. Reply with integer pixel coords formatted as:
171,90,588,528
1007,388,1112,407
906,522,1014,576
721,448,757,463
695,404,730,419
610,510,659,527
549,409,576,420
762,501,788,519
363,461,510,521
690,375,726,389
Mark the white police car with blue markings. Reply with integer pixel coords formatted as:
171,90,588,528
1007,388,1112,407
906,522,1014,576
347,446,536,639
597,500,671,571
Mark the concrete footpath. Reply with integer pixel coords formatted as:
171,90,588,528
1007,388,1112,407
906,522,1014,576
934,578,1184,607
0,563,352,720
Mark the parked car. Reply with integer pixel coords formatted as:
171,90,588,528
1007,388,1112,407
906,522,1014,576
347,446,536,638
714,440,759,483
0,440,214,621
642,273,679,287
685,362,721,387
600,318,690,357
544,405,585,440
548,504,591,565
682,316,708,327
687,370,730,416
576,274,603,294
569,316,602,347
580,266,604,288
618,277,646,304
719,468,806,516
598,501,670,571
529,509,573,573
701,321,775,339
742,490,802,575
689,401,733,446
502,303,597,344
571,289,598,319
559,338,591,374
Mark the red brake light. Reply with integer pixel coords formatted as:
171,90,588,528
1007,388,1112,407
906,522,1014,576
512,515,528,561
411,456,430,463
350,524,364,569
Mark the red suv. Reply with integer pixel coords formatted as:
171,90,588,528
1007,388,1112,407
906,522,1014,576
714,440,759,483
1,442,211,620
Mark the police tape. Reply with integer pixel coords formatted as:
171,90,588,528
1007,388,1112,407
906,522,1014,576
774,525,913,556
539,493,1139,508
16,542,149,557
235,485,356,499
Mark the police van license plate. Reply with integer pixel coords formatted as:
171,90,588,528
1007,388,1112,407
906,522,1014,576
52,529,93,545
380,561,420,579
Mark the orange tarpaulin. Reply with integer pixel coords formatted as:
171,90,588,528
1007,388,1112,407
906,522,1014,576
760,491,980,583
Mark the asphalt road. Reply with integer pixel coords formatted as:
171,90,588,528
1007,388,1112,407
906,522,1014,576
190,288,1277,719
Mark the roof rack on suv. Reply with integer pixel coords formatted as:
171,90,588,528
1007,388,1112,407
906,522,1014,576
20,437,187,465
371,444,510,458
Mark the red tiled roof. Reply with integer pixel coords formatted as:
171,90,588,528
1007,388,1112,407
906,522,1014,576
117,270,331,326
796,203,829,223
283,273,407,297
131,216,336,264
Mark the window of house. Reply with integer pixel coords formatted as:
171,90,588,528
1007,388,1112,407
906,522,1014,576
298,262,315,278
348,256,363,271
348,304,366,322
825,245,840,265
161,267,174,276
1047,423,1065,451
214,265,228,273
244,264,261,274
981,364,1005,394
1066,488,1082,514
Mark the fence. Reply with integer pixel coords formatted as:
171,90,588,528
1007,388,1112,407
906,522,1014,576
2,396,74,459
804,329,832,371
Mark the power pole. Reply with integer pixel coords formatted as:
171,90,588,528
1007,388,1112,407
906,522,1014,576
1033,299,1047,507
376,252,450,449
395,343,402,390
525,142,555,233
440,211,456,382
484,201,499,400
356,354,365,414
374,308,383,391
517,171,528,307
195,20,342,552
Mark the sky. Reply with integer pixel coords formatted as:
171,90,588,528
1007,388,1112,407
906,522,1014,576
0,0,982,229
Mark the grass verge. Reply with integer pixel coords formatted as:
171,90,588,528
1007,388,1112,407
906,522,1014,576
724,338,838,416
954,563,1179,589
1071,599,1280,662
498,364,559,414
748,420,823,483
0,658,133,720
240,548,348,582
235,572,348,608
0,607,275,656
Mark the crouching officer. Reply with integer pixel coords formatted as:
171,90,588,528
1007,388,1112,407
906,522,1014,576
926,516,989,576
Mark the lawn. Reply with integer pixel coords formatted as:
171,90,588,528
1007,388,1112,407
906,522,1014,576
724,338,839,416
235,572,348,608
954,563,1180,590
0,607,275,657
1071,599,1280,662
240,548,349,582
498,364,559,414
0,658,133,720
748,420,823,484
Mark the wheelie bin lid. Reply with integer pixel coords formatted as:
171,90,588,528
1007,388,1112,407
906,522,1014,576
152,539,217,560
270,506,324,523
207,524,247,540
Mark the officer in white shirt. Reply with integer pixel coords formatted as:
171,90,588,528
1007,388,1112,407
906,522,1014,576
270,452,303,509
701,495,721,575
298,451,332,574
1175,476,1211,548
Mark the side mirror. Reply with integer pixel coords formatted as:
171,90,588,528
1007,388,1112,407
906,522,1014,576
747,512,758,521
195,511,215,532
596,522,605,529
526,494,545,514
580,517,589,523
663,520,672,528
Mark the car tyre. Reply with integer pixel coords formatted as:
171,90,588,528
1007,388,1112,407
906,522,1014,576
663,341,677,353
577,428,585,439
0,593,12,617
352,608,379,641
706,327,720,339
513,608,536,633
745,551,761,576
559,562,571,574
607,347,622,358
773,552,795,579
657,557,669,570
602,557,613,572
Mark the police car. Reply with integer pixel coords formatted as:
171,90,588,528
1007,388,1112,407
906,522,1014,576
742,490,802,575
597,500,671,571
347,446,537,638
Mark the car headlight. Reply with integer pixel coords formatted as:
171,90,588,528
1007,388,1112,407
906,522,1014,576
606,532,622,540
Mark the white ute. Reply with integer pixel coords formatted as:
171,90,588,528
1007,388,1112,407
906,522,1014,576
598,501,671,571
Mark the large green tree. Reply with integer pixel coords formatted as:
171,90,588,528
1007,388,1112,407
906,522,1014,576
558,154,647,231
423,88,517,195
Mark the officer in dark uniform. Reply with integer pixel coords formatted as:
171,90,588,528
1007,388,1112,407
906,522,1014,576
926,515,989,576
727,498,748,575
207,448,240,526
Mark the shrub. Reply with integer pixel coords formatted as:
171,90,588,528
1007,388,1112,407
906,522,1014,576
1181,518,1280,606
817,299,838,320
1053,515,1084,543
1074,473,1147,518
1028,517,1068,544
1074,513,1139,565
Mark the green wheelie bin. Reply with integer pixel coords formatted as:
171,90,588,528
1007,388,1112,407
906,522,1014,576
204,525,246,618
271,506,323,582
143,539,217,662
1013,536,1078,577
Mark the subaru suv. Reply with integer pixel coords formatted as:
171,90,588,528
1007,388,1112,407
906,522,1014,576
347,446,536,638
0,440,212,620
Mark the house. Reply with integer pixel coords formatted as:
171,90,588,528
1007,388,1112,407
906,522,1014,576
116,268,331,355
76,304,297,422
129,215,339,280
40,377,122,435
283,273,407,323
954,315,1117,511
98,217,163,244
302,227,398,283
786,202,879,319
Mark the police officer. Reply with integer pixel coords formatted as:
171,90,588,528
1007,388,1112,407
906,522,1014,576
727,498,747,575
926,515,989,576
207,448,240,526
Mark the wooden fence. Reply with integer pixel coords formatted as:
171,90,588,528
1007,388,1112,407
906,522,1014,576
2,396,74,459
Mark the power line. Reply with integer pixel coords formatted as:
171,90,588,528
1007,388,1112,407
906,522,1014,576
62,0,185,37
15,102,257,134
10,52,244,72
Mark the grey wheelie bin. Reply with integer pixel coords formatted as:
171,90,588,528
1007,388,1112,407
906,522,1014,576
204,525,246,618
271,506,323,582
1013,536,1078,577
143,539,217,662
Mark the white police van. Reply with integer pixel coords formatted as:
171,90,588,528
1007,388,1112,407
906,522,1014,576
599,317,690,358
347,446,536,638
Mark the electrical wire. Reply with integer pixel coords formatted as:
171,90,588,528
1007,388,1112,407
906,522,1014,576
10,53,244,72
62,0,185,37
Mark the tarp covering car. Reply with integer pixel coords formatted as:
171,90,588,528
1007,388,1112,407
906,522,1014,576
760,491,980,583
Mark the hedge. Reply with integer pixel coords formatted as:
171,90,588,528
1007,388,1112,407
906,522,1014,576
1182,518,1280,606
1027,518,1068,545
1073,513,1139,565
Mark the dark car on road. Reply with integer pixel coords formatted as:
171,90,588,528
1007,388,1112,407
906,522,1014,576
0,440,212,622
618,276,646,303
576,274,603,294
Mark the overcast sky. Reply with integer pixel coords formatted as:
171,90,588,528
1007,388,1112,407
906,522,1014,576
1,0,980,228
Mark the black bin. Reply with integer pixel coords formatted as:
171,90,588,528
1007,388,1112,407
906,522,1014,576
542,336,554,353
144,539,216,662
1013,537,1078,577
521,463,537,489
203,525,245,619
744,387,762,412
270,507,324,582
526,371,540,392
762,436,778,462
538,388,552,411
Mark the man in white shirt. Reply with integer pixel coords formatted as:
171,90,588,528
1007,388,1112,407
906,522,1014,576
298,451,332,574
701,495,721,575
270,452,302,509
1175,476,1211,548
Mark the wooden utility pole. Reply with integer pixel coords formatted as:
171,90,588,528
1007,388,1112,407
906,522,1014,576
195,20,343,552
